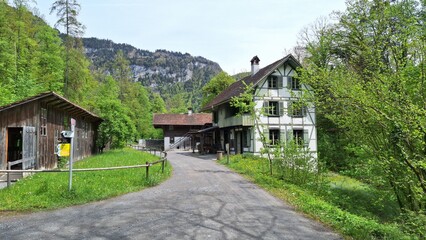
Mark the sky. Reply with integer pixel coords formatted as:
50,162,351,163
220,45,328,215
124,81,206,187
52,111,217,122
33,0,347,74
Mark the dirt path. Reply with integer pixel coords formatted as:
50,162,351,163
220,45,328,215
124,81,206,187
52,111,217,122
0,151,341,239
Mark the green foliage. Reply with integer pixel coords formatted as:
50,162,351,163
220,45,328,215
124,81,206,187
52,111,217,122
92,76,137,149
397,210,426,237
50,0,84,37
50,0,85,96
57,156,68,169
219,155,415,239
151,92,167,114
0,148,171,212
272,141,319,186
201,71,235,107
299,0,426,215
0,2,65,105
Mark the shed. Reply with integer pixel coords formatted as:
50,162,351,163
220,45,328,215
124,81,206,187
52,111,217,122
0,92,102,170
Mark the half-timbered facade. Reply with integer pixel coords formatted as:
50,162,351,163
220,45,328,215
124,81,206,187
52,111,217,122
0,92,102,170
202,55,317,156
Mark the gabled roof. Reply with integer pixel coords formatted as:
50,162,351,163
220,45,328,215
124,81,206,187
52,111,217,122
153,113,212,127
0,92,102,122
201,54,301,112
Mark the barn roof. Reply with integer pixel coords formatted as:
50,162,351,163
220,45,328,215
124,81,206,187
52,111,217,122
0,92,102,122
153,113,212,127
201,54,301,112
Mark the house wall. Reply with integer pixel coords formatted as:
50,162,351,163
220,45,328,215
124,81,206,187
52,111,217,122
161,125,202,151
215,62,317,156
253,63,317,154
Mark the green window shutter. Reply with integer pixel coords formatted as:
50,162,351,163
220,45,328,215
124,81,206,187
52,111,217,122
287,76,292,89
263,101,269,116
263,128,269,142
303,129,309,147
279,102,284,116
278,76,283,88
287,101,293,117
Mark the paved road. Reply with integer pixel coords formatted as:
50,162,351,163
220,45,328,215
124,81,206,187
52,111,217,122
0,151,341,240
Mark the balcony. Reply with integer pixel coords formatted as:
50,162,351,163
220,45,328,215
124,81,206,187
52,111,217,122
219,114,254,128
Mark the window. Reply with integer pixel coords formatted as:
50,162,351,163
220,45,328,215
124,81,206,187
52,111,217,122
292,129,309,147
289,101,307,118
269,129,280,145
268,101,279,116
213,111,218,123
268,75,278,88
293,129,304,145
243,128,251,147
40,108,47,136
264,101,283,117
287,76,300,90
82,121,89,139
170,137,175,144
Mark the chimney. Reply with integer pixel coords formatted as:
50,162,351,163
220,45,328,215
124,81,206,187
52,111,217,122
250,56,260,76
188,107,193,115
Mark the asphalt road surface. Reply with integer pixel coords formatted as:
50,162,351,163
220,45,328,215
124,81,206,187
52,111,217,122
0,151,341,240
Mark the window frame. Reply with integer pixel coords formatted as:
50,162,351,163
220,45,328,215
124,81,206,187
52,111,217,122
264,101,284,117
287,76,301,90
289,101,307,118
269,129,280,145
40,108,47,137
268,75,279,89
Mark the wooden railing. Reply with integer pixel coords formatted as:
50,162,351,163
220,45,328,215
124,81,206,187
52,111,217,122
8,157,35,169
131,145,164,156
0,153,167,188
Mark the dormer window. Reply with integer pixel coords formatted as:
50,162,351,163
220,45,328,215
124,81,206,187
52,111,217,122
268,75,281,89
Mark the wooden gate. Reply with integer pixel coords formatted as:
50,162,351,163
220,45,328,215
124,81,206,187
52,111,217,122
22,126,36,169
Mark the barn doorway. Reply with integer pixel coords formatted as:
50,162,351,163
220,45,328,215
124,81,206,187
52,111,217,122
7,127,23,169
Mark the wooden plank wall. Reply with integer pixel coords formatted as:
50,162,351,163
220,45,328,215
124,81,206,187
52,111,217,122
42,103,98,169
0,102,38,170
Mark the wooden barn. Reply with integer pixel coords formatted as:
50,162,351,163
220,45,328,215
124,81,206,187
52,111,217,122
153,108,213,151
0,92,102,171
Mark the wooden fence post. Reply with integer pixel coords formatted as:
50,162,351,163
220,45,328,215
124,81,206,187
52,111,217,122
146,161,149,180
7,162,11,188
161,159,165,173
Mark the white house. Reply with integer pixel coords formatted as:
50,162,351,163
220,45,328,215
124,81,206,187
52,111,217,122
201,55,316,156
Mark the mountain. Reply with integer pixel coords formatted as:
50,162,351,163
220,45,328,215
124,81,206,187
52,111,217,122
81,37,222,111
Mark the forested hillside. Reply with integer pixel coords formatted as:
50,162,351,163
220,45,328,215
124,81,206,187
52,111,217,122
0,0,198,147
0,2,64,105
81,37,222,111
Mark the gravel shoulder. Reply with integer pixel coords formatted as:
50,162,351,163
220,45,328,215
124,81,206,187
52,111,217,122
0,151,341,240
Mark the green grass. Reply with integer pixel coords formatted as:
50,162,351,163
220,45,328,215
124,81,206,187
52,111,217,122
0,148,172,213
218,155,415,240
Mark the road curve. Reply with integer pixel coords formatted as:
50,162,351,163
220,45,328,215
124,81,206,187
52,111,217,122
0,151,341,240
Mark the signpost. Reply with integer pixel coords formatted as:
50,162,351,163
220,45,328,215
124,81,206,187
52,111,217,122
61,118,76,191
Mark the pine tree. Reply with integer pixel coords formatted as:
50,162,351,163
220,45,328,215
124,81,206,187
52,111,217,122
50,0,85,96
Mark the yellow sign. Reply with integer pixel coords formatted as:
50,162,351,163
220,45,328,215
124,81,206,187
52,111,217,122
58,143,70,157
